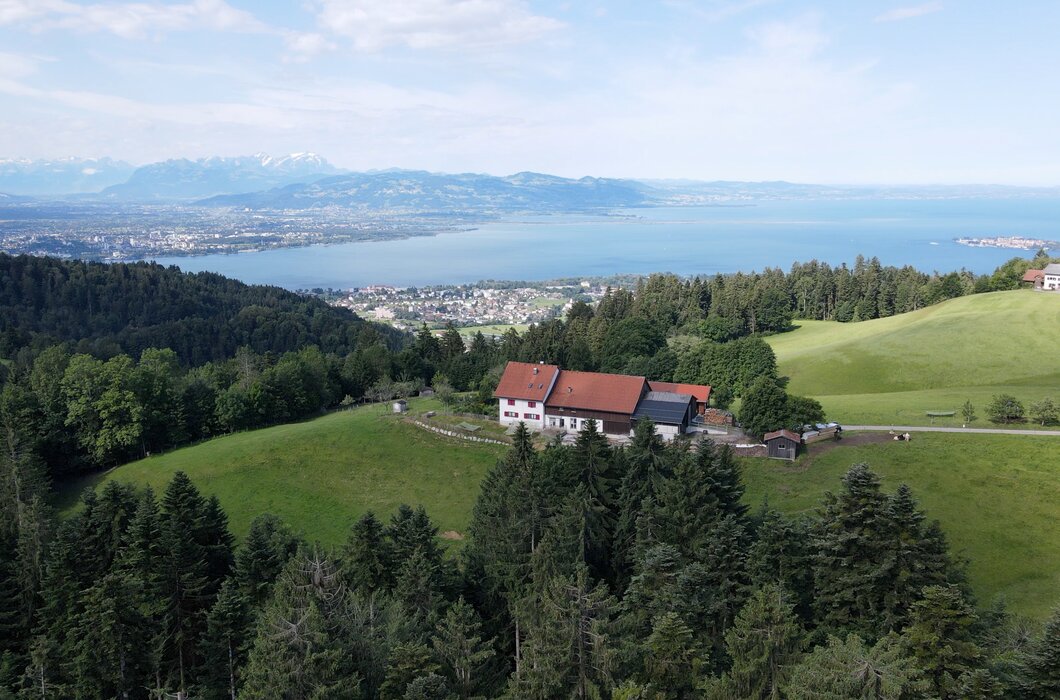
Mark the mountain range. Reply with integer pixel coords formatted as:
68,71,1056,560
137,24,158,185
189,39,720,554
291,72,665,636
3,153,1060,209
198,170,653,212
0,157,135,196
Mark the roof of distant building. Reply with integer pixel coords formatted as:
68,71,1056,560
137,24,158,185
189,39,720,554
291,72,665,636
546,370,647,415
648,381,712,405
1023,269,1045,281
764,429,801,442
493,361,560,402
1043,263,1060,275
633,391,695,424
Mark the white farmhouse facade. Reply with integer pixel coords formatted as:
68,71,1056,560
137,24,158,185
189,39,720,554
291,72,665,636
493,361,560,431
1044,263,1060,291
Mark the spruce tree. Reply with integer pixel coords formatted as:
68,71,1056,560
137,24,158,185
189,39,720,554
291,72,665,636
233,513,301,607
814,464,892,636
1019,606,1060,699
571,420,616,577
901,584,981,699
380,642,438,700
341,511,396,596
431,598,496,699
197,578,252,700
720,584,803,699
747,509,815,622
784,633,927,699
612,420,670,586
641,612,708,698
199,495,236,594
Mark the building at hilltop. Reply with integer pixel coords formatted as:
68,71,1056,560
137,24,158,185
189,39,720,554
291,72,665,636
1043,263,1060,290
493,361,710,440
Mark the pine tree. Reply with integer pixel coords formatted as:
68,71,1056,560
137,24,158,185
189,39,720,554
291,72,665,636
158,472,211,693
720,584,803,699
233,513,301,607
199,495,236,594
509,565,616,700
240,552,363,700
197,578,252,700
571,420,616,577
1020,606,1060,699
380,642,438,700
699,515,751,659
901,584,980,699
784,633,927,699
612,420,671,586
431,598,496,699
71,572,153,700
747,509,815,622
641,612,708,698
341,511,397,597
814,464,892,636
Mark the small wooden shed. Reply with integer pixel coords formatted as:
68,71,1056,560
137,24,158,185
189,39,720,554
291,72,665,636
763,429,801,461
392,399,408,414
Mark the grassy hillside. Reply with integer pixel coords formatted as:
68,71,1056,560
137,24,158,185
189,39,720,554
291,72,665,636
768,290,1060,426
56,398,505,545
743,433,1060,619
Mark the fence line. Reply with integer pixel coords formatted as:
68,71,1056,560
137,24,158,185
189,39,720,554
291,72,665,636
408,419,510,447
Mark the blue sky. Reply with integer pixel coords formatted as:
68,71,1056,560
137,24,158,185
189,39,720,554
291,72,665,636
1,0,1059,184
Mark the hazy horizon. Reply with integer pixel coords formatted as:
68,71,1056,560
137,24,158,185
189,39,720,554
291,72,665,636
3,2,1060,186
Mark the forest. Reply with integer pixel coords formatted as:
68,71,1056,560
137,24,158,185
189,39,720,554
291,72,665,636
1,251,1058,697
1,422,1058,698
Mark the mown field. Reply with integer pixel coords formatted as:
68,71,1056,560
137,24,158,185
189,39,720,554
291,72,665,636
56,398,505,546
767,290,1060,427
743,432,1060,619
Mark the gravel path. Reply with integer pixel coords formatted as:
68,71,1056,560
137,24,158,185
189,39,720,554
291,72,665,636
843,425,1060,436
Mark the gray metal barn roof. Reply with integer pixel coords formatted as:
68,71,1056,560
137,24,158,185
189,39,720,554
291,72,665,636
633,391,694,425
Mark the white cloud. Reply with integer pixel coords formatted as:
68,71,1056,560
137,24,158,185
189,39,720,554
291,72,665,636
0,0,267,38
874,2,943,23
310,0,564,51
283,31,338,62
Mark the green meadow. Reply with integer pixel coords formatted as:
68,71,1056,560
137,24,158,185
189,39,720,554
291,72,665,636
768,290,1060,426
56,398,505,546
743,432,1060,619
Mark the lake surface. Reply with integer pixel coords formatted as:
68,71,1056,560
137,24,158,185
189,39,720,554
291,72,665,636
149,199,1060,289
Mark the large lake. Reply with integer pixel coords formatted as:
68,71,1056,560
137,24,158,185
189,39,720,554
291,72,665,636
149,199,1060,289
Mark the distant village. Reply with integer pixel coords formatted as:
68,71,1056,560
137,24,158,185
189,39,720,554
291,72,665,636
325,279,623,333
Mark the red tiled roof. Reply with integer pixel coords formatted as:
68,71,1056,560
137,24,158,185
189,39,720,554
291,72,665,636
764,429,801,442
1022,269,1044,282
648,381,712,405
493,361,559,402
545,370,648,415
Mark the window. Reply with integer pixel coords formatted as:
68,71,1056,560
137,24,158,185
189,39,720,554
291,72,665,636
570,418,578,430
507,399,515,406
527,401,537,408
524,413,539,420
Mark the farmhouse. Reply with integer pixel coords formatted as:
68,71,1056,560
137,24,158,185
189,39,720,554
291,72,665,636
545,369,648,436
493,361,559,431
494,361,712,440
1043,263,1060,291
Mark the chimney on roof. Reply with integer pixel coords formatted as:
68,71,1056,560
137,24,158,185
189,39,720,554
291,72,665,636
567,386,573,393
532,367,538,375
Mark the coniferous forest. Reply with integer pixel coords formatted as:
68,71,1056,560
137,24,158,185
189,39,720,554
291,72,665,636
2,423,1059,698
1,252,1059,698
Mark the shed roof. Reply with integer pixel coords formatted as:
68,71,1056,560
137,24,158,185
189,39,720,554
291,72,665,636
545,370,648,415
764,429,801,442
493,361,560,402
1023,269,1045,282
633,391,695,425
648,381,712,405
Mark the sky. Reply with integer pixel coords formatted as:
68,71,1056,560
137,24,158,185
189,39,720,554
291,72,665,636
1,0,1059,184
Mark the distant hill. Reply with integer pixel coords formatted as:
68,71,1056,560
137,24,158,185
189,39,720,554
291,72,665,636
198,169,656,211
100,153,343,201
0,252,405,365
767,290,1060,426
0,157,135,195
